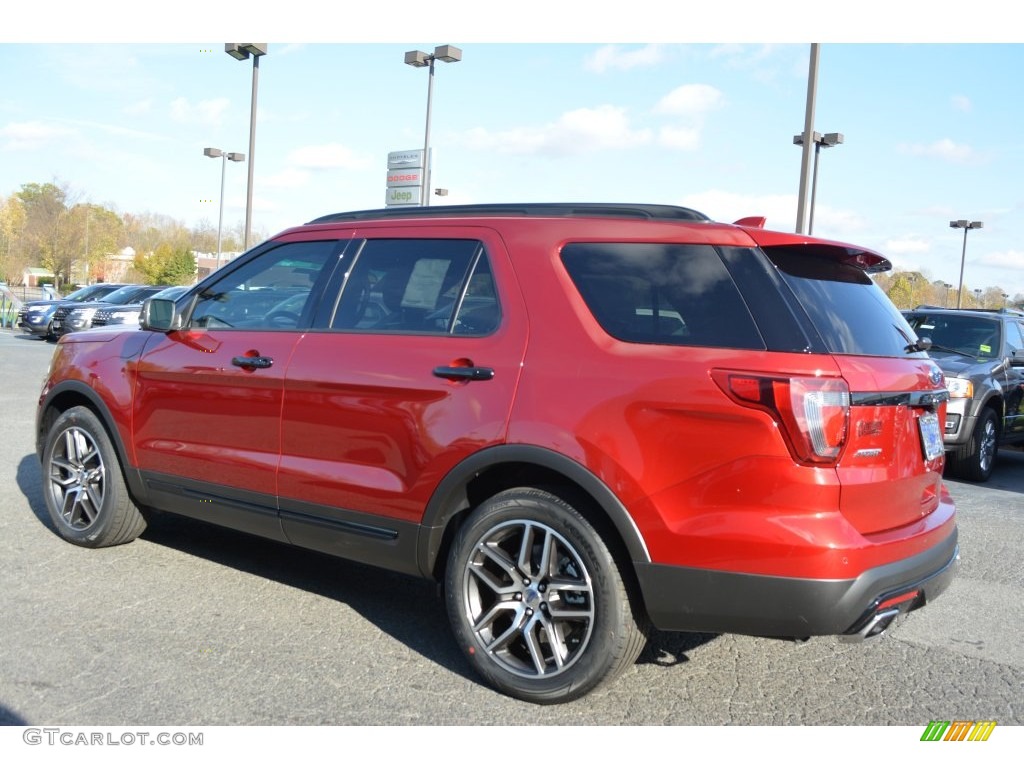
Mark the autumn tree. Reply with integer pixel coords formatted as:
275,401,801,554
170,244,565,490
15,182,74,285
0,194,28,284
133,243,196,285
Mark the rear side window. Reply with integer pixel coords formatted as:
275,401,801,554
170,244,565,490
332,239,499,335
561,243,764,349
767,248,915,357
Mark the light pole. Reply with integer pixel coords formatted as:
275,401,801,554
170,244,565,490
225,44,267,249
950,219,983,309
404,44,462,207
942,282,953,308
793,131,843,235
204,147,245,270
1002,293,1009,309
794,44,819,234
974,288,982,308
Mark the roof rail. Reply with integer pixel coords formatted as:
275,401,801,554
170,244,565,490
307,202,711,225
975,307,1024,317
912,305,1024,317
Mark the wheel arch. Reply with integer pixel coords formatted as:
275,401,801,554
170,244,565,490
980,392,1004,428
37,381,146,502
416,445,651,583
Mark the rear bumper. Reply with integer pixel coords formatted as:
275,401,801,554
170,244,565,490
635,526,958,638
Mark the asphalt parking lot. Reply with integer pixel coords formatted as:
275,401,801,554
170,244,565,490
1,328,1022,726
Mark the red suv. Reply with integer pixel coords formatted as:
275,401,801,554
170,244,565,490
37,203,957,704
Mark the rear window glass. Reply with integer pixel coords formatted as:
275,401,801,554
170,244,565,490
767,248,915,357
561,243,764,349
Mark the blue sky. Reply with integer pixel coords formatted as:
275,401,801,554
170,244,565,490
3,3,1022,296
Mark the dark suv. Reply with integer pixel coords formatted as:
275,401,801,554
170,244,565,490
903,306,1024,481
37,203,957,703
50,284,168,338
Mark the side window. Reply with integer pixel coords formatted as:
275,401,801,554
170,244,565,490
332,239,499,335
189,241,341,330
561,242,764,349
1006,321,1024,353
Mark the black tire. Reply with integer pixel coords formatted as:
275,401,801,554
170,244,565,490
948,406,999,482
444,487,647,704
41,406,146,547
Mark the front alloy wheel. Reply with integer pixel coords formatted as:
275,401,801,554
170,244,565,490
42,406,146,547
446,487,646,704
49,423,107,531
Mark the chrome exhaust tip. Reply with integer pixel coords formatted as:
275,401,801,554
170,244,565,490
841,607,901,643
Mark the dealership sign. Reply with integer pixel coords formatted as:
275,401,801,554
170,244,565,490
387,149,424,169
386,186,422,206
386,169,421,187
386,148,427,207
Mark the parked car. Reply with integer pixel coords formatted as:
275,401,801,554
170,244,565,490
37,203,957,704
903,306,1024,481
65,285,189,333
16,283,127,338
51,284,168,337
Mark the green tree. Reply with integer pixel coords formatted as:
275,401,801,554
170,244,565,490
16,182,72,285
134,243,196,285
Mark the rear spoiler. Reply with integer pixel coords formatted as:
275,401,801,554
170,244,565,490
731,217,891,274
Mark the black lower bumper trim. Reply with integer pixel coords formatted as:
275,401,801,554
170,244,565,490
635,528,958,637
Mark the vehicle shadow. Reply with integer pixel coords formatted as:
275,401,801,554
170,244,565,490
16,453,717,688
16,454,56,533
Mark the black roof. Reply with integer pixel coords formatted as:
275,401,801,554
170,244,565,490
307,203,710,225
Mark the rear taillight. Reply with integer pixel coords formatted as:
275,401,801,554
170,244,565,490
713,371,850,465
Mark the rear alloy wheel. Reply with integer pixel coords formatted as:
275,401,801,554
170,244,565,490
445,487,646,704
42,406,146,547
948,406,999,482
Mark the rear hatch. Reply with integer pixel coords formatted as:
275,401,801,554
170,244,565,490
759,243,947,535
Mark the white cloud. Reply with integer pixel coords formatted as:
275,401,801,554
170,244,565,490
898,138,975,163
261,168,311,188
676,190,866,238
287,143,372,170
123,99,153,117
708,44,780,67
653,84,724,116
584,44,667,73
461,105,651,156
657,126,700,150
169,97,230,126
883,236,931,255
0,120,75,150
650,85,724,153
677,190,796,228
951,94,972,112
707,44,792,85
978,250,1024,271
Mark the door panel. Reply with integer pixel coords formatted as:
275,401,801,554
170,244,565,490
277,232,528,529
132,239,343,500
